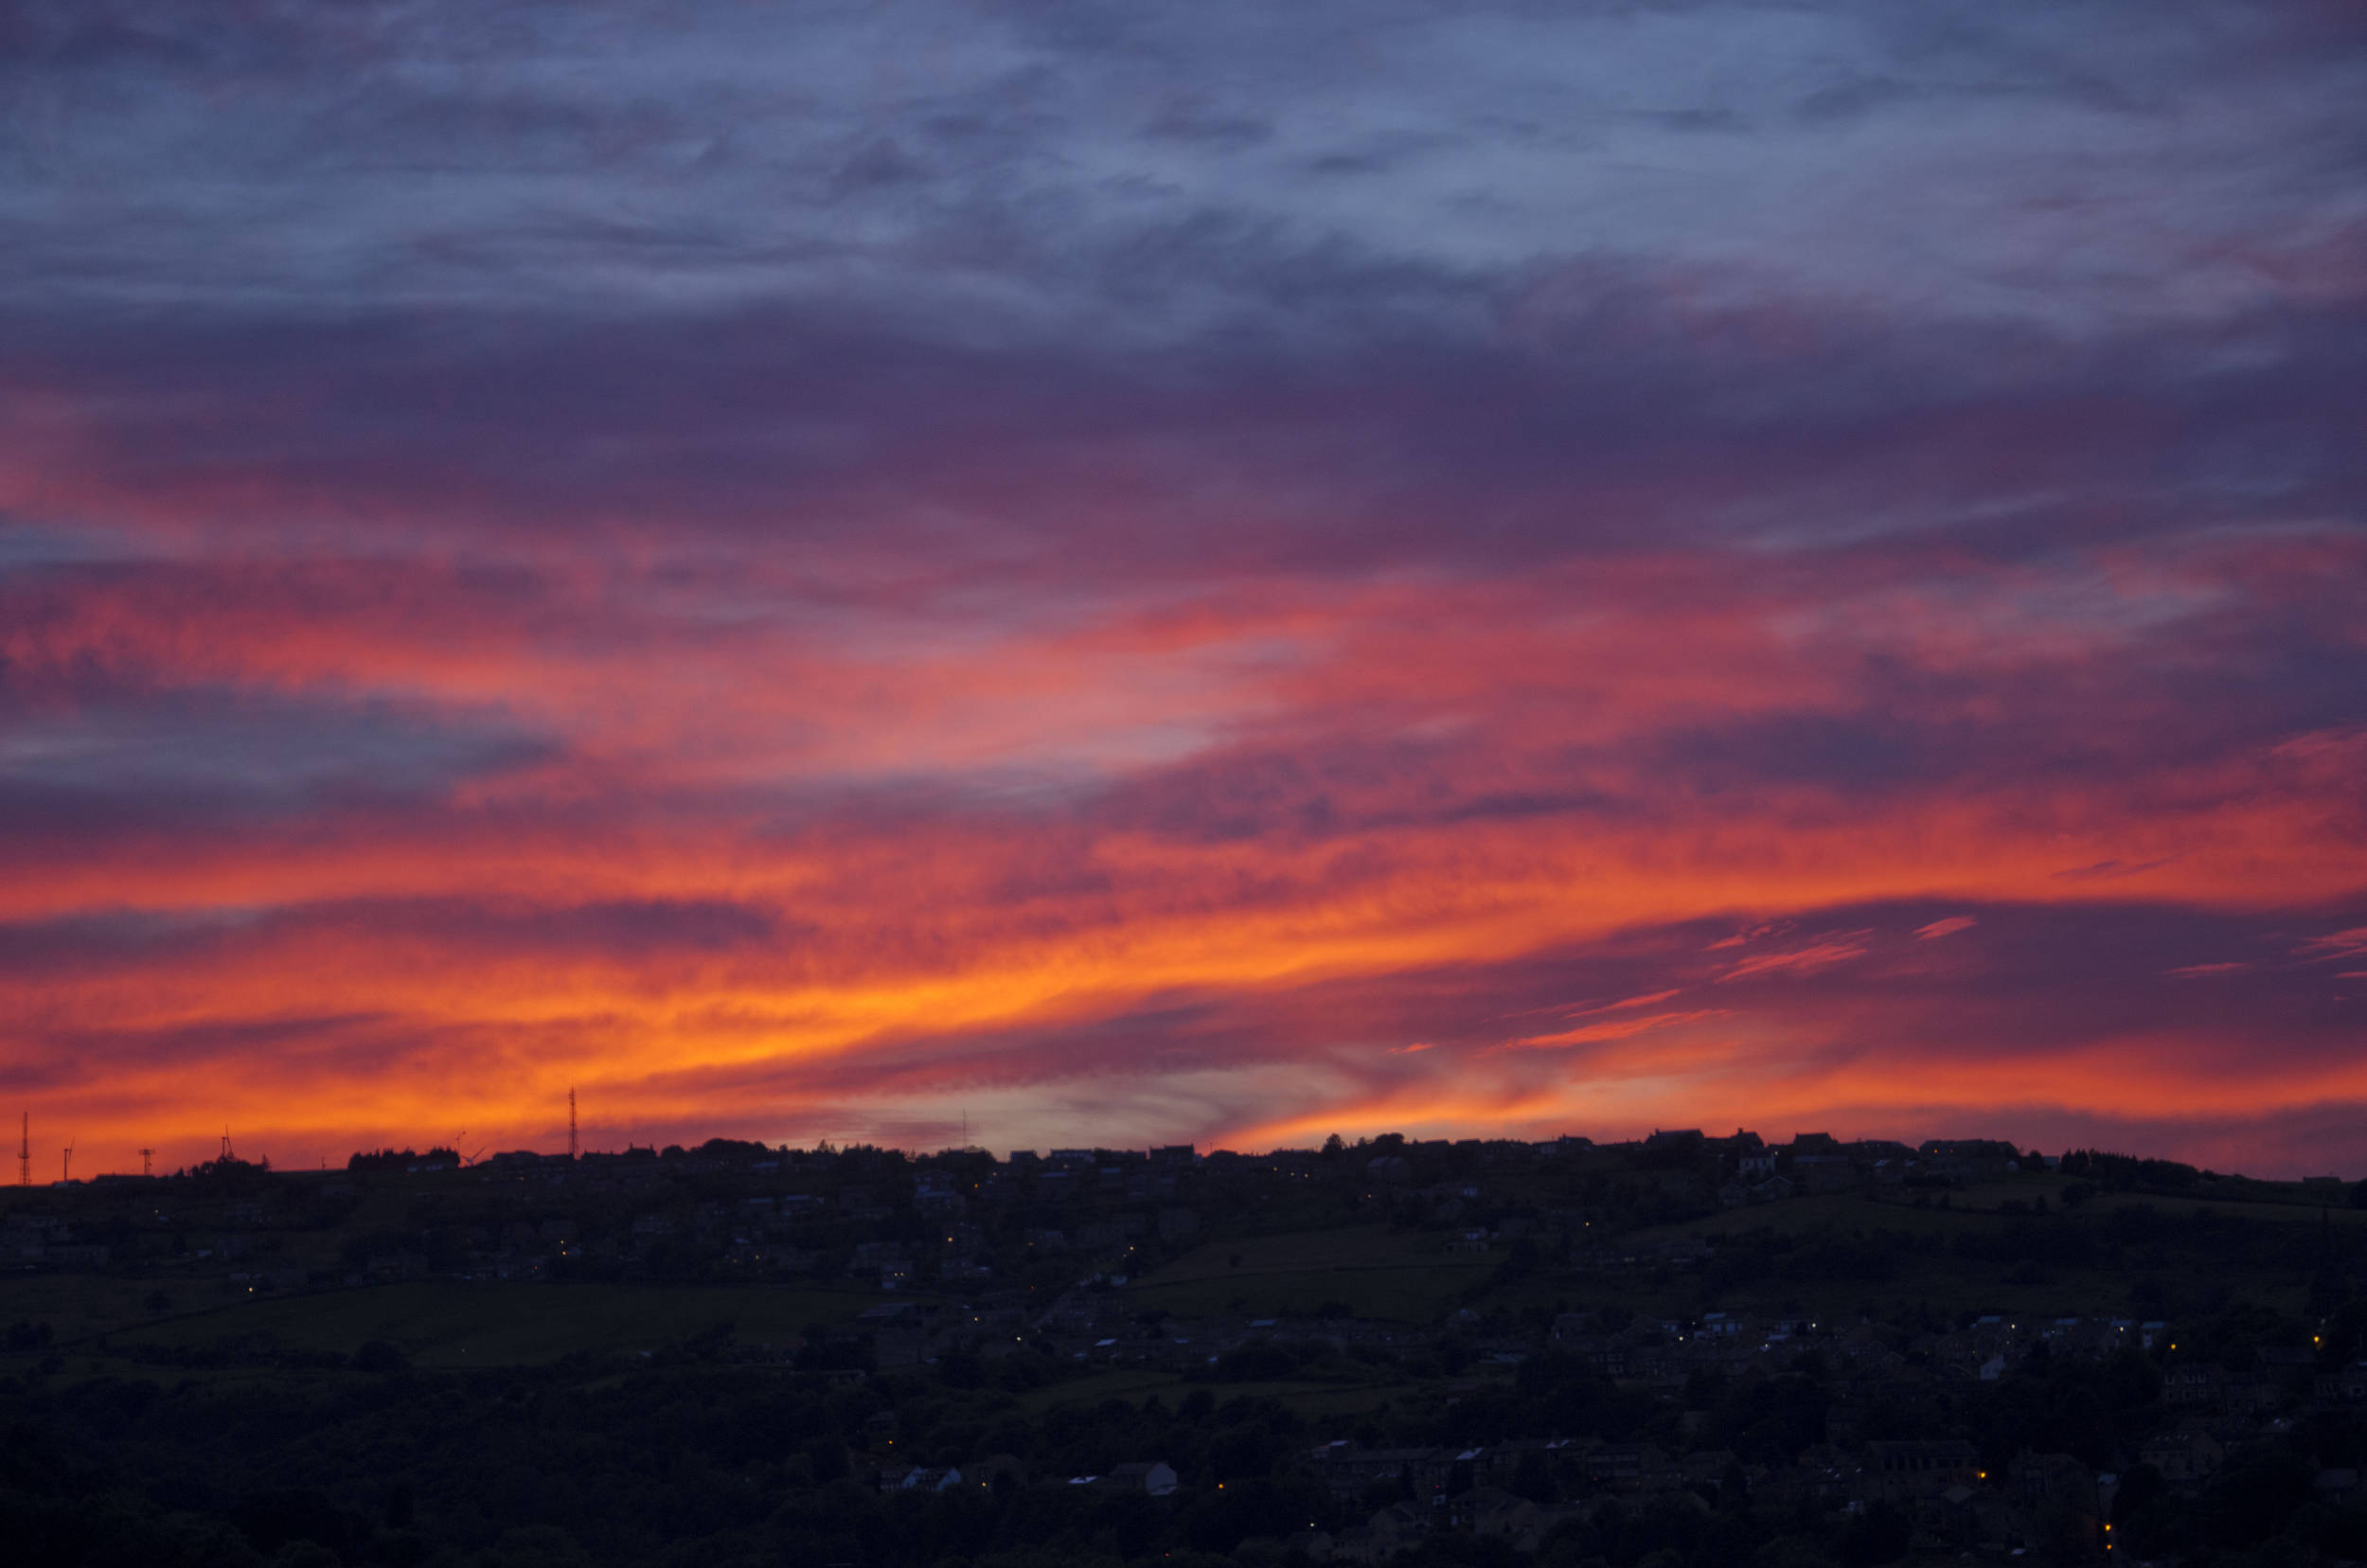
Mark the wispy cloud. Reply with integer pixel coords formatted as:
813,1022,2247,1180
0,0,2362,1172
1504,1011,1730,1051
2299,927,2367,963
1717,935,1875,984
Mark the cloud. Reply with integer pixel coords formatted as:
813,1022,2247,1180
1505,1011,1730,1051
2300,926,2367,963
0,0,2363,1174
1717,935,1875,984
1573,989,1685,1015
2053,858,2179,883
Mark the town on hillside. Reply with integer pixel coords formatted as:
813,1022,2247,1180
5,1126,2366,1567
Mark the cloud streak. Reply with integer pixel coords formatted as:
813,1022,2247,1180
1,0,2363,1175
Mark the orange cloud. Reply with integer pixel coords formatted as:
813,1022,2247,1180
1504,1010,1731,1050
2,500,2364,1172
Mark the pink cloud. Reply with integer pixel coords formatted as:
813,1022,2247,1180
2299,927,2367,962
1913,915,1978,940
1505,1010,1729,1050
1717,934,1873,984
1558,989,1684,1017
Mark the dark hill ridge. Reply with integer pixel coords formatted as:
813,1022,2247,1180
3,1129,2366,1566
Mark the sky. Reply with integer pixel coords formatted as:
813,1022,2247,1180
4,0,2365,1177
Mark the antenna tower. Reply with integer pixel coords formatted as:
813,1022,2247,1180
140,1148,153,1177
568,1088,578,1161
16,1114,25,1187
220,1128,235,1162
61,1139,74,1184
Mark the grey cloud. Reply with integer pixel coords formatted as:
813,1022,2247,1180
6,0,2360,349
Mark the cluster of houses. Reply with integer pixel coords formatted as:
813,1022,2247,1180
822,1287,2367,1559
1713,1132,2036,1208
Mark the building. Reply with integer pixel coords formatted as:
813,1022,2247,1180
1863,1440,1982,1501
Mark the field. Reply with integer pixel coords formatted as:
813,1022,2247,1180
1130,1224,1496,1322
1011,1362,1509,1428
5,1277,908,1373
1579,1172,2361,1326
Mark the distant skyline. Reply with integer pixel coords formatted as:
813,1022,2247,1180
4,1,2364,1176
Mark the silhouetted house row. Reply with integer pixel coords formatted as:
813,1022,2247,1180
1755,1456,1860,1506
1862,1440,1983,1501
1304,1444,1462,1500
2141,1425,2225,1487
1918,1138,2024,1172
1304,1441,1582,1503
2006,1450,2096,1516
1717,1174,1797,1206
1789,1154,1859,1193
1579,1442,1685,1493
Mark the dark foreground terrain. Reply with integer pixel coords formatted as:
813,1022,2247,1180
6,1131,2367,1568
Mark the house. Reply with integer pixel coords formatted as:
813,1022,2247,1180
2220,1368,2282,1416
1332,1504,1428,1563
1306,1445,1456,1502
1934,1482,2020,1550
2162,1363,2228,1408
2316,1363,2367,1404
1450,1486,1569,1547
898,1467,966,1491
2008,1451,2094,1522
2139,1427,2224,1487
1792,1154,1858,1194
2252,1345,2316,1394
969,1453,1027,1489
1918,1139,2021,1177
1862,1440,1982,1500
1101,1461,1180,1497
1682,1450,1741,1488
1583,1443,1682,1493
1556,1333,1629,1379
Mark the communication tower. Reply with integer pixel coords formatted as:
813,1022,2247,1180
61,1139,74,1184
17,1113,27,1186
140,1148,153,1177
568,1087,578,1161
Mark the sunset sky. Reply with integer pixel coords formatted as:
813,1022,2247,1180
5,1,2365,1176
